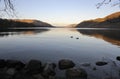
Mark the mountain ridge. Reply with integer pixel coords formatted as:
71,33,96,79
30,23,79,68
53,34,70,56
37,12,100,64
76,12,120,28
0,18,53,28
12,19,52,26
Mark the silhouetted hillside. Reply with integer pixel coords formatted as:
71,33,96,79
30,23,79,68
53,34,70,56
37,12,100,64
0,19,53,28
76,12,120,28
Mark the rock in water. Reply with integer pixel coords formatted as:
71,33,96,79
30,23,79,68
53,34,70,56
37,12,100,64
66,68,87,79
25,60,43,74
76,37,79,39
13,72,35,79
42,63,56,77
96,61,108,66
70,36,73,38
81,63,91,67
0,59,6,68
6,60,25,70
6,68,16,76
0,72,11,79
116,56,120,61
58,59,75,70
33,74,44,79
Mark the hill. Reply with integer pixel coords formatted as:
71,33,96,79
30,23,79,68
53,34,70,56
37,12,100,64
76,12,120,28
0,19,53,28
66,24,77,28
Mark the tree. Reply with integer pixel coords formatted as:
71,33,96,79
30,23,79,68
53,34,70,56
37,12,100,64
0,0,15,17
96,0,120,9
0,0,119,17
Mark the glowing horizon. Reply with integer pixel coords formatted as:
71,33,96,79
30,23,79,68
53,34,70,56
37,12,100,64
9,0,120,26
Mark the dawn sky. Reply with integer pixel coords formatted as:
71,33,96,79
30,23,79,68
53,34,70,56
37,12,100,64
14,0,120,26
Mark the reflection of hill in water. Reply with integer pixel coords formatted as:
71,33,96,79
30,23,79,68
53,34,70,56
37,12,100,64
0,28,49,37
78,29,120,46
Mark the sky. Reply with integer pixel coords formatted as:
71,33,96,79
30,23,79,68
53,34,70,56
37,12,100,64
13,0,120,26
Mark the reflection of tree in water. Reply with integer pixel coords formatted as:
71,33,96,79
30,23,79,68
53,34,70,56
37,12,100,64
0,29,49,37
77,29,120,46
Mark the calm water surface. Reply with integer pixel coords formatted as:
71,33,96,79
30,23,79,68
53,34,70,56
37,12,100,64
0,28,120,79
0,28,120,63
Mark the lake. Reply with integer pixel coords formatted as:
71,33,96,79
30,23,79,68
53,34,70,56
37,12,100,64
0,28,120,79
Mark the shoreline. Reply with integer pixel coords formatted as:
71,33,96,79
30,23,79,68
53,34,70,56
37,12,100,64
0,57,120,79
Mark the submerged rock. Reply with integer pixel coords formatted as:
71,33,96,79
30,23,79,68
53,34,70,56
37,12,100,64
58,59,75,70
6,60,25,70
6,68,16,76
42,63,56,77
0,72,11,79
93,67,97,71
0,59,6,68
33,74,44,79
13,72,35,79
66,68,87,79
116,56,120,61
96,61,108,66
81,63,91,67
76,37,79,39
70,36,73,38
25,60,43,74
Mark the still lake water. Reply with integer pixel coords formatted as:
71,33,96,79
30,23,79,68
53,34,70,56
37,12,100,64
0,28,120,78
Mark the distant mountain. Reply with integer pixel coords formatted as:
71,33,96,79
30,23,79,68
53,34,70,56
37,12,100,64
76,12,120,28
0,19,53,28
13,19,52,26
67,24,77,28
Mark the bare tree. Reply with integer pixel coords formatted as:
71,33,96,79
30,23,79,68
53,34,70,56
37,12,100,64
96,0,120,9
0,0,15,17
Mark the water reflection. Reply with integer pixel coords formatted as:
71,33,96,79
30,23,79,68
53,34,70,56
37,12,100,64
0,28,120,79
77,29,120,46
1,28,120,47
0,28,49,37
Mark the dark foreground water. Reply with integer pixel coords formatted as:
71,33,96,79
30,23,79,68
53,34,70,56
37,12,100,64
0,28,120,79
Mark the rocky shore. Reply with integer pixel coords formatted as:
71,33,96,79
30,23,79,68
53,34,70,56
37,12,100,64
0,57,120,79
0,59,87,79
